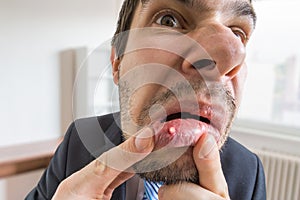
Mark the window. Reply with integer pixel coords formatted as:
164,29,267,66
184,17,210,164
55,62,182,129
236,0,300,136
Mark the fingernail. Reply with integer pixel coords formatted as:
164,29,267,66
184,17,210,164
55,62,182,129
135,127,154,152
198,134,218,159
95,159,106,173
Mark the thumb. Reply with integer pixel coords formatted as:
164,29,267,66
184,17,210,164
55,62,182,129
193,133,229,199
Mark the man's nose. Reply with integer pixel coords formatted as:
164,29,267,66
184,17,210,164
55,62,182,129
181,23,246,81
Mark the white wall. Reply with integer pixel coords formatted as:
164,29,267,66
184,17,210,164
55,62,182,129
0,0,122,199
0,0,121,147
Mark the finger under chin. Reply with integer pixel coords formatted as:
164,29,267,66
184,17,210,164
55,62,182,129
193,133,229,199
158,183,226,200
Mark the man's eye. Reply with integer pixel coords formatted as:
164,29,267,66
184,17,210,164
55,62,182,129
231,27,248,44
156,14,181,28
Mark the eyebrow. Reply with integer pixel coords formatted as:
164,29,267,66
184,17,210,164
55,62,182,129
141,0,256,26
228,1,257,26
142,0,208,10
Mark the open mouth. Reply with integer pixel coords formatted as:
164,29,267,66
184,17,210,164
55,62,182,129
162,112,211,125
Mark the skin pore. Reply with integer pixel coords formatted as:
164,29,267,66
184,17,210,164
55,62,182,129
112,0,256,184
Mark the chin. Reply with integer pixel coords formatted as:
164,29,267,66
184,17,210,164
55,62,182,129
133,147,199,185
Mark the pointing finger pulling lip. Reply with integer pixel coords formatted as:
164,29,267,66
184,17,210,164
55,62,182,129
70,127,155,197
95,126,154,173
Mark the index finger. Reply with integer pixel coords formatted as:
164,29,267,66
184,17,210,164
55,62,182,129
83,127,154,190
193,133,230,199
99,126,155,171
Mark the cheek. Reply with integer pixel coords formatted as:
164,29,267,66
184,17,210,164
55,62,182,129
238,64,248,91
232,64,247,105
119,49,182,76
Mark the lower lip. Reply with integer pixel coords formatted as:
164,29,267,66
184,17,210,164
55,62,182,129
151,119,208,150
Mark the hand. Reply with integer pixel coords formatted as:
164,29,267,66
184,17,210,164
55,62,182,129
52,127,154,200
158,133,230,200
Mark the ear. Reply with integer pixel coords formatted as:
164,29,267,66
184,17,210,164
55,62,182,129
110,47,120,85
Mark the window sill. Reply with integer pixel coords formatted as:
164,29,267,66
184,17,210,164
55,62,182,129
0,138,62,178
231,122,300,156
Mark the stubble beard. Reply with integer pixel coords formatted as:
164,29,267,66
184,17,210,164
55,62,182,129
119,79,237,184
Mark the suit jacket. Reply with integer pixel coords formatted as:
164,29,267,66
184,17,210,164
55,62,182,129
25,113,266,200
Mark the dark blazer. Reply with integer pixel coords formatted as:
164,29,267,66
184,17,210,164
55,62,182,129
25,113,266,200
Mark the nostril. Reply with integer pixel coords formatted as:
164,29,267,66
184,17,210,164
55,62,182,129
225,65,242,78
192,59,216,70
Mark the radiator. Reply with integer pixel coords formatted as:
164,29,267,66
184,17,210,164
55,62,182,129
254,149,300,200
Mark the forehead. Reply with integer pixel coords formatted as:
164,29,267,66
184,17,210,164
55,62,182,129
142,0,252,7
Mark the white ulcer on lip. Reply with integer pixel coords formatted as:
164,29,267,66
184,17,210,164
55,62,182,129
168,126,176,136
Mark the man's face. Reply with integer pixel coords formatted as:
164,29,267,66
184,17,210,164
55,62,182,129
112,0,255,184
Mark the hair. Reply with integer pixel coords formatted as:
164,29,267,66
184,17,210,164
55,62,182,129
111,0,254,58
111,0,140,58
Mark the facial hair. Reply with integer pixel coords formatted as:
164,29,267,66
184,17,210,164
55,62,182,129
119,79,237,184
